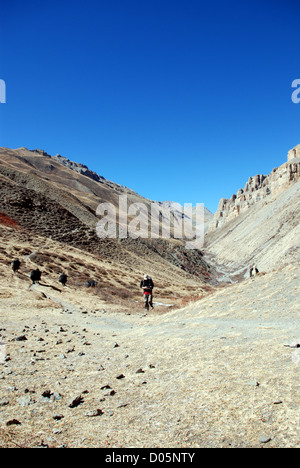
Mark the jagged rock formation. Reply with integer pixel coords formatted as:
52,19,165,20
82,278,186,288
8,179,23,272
205,144,300,276
288,144,300,161
30,148,106,184
212,146,300,229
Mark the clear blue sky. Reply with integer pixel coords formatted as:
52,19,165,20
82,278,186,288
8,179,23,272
0,0,300,212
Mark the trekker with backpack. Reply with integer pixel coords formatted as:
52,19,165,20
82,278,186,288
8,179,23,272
11,259,21,273
140,274,154,311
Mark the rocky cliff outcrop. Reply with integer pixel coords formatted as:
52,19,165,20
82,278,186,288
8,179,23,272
29,148,107,183
204,144,300,276
288,144,300,161
212,145,300,229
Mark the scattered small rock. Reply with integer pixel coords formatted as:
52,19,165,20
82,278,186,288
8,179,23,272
284,342,300,349
17,395,33,407
53,428,62,434
35,440,49,448
101,384,111,390
248,380,260,387
0,398,9,407
52,392,63,401
259,436,272,444
117,403,129,408
34,357,45,362
6,419,21,426
68,395,84,408
15,335,27,342
85,409,104,417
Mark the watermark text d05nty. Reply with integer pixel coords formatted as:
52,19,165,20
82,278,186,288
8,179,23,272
0,79,6,103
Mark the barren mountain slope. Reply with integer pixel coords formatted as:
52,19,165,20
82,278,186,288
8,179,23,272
0,147,213,233
205,180,300,276
204,146,300,278
0,147,212,285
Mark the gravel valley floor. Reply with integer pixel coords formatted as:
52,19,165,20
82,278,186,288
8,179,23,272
0,264,299,448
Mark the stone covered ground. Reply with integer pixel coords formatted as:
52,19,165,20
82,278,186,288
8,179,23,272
0,261,299,448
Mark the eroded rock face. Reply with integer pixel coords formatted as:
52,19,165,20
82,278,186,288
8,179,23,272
212,146,300,229
288,144,300,161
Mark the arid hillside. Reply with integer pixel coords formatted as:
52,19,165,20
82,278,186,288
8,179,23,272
204,145,300,281
0,147,214,296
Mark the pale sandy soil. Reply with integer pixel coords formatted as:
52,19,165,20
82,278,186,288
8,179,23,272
0,258,299,448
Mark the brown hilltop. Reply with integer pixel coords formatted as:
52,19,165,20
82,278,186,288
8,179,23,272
0,146,213,307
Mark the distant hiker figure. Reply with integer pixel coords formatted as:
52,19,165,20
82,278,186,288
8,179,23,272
86,280,98,288
30,269,42,285
140,274,154,311
11,259,21,273
59,273,68,286
250,265,259,278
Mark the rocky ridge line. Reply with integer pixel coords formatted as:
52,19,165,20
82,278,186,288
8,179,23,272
212,145,300,229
